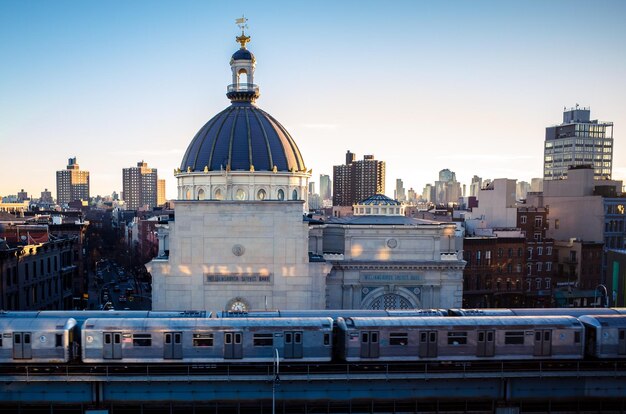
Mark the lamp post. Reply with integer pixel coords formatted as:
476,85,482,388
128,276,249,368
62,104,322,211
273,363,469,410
272,348,280,414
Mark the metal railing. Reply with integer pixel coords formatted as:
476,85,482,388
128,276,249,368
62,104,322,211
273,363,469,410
227,83,259,93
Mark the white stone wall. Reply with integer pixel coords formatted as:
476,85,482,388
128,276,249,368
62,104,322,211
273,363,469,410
149,200,327,311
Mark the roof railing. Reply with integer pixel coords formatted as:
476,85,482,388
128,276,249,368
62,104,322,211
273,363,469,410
227,83,259,93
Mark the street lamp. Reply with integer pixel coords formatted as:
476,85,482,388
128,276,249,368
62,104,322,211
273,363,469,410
594,284,609,308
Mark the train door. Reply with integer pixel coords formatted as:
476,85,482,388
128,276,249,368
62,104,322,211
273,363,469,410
477,330,495,357
618,329,626,355
360,331,380,358
164,332,183,359
103,332,122,359
533,330,552,357
418,330,438,358
284,331,303,359
12,332,32,359
224,331,243,359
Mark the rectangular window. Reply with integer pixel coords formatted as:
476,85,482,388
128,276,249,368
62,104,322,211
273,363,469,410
545,278,551,289
536,278,542,289
537,262,543,272
546,262,552,271
55,334,63,347
193,333,214,347
504,331,525,345
324,333,330,346
447,332,467,345
535,217,543,227
253,333,273,347
546,246,552,255
133,334,152,347
520,216,527,224
537,247,543,256
389,332,408,346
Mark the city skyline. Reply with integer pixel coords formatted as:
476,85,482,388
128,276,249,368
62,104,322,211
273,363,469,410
2,1,626,200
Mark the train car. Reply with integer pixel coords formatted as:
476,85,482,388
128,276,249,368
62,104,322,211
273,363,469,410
0,317,77,363
0,310,209,325
579,315,626,358
81,317,333,364
336,316,584,362
216,309,446,319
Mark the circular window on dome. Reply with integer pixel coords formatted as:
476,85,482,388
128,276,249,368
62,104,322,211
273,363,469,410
235,189,247,200
214,189,223,200
277,189,285,200
257,189,266,200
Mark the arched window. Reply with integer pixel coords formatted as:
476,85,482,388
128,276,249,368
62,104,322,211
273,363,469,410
235,189,246,200
257,189,266,200
185,189,191,200
197,189,205,200
214,188,223,200
237,69,248,90
292,189,298,200
277,189,284,200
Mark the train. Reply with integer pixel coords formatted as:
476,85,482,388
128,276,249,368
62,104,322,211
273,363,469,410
0,309,625,365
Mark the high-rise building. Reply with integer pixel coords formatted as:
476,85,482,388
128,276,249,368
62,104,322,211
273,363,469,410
332,151,385,206
56,157,90,205
544,106,614,180
122,161,158,210
17,189,28,201
394,179,406,202
434,168,461,205
40,188,53,203
157,179,166,206
319,174,331,201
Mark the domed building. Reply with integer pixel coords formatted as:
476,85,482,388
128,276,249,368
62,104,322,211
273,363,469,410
149,29,329,311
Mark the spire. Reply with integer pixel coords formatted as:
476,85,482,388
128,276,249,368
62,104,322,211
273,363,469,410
235,15,250,49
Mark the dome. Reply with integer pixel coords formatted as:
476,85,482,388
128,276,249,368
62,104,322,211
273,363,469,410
180,101,306,173
358,194,401,206
232,48,254,61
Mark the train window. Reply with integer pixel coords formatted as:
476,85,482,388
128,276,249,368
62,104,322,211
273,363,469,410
24,334,30,344
544,332,550,341
132,334,152,347
447,332,467,345
362,333,369,343
193,334,214,347
371,332,378,343
253,334,273,347
620,331,625,340
478,332,484,342
420,332,427,343
535,332,541,341
574,332,581,343
55,334,62,347
324,333,330,346
504,332,525,345
390,333,408,346
104,335,111,345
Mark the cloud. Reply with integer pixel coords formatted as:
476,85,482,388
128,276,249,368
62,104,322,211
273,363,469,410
301,123,338,130
434,153,535,161
109,149,185,156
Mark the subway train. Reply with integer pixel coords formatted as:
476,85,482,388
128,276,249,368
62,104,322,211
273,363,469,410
1,309,625,365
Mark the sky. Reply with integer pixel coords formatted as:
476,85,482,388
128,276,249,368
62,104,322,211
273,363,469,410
1,0,626,200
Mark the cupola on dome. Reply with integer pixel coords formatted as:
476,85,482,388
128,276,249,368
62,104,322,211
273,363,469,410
179,27,305,174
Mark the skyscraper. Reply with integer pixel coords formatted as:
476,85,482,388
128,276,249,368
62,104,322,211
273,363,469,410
122,161,158,210
319,174,331,201
56,157,90,205
544,106,614,180
333,151,385,206
394,178,406,202
157,179,166,206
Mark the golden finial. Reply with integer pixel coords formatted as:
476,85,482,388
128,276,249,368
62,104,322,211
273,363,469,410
226,164,231,172
203,166,209,173
249,164,255,172
272,165,277,173
235,15,250,49
187,166,192,173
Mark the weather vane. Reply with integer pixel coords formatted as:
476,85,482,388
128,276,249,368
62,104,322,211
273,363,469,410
235,15,250,48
